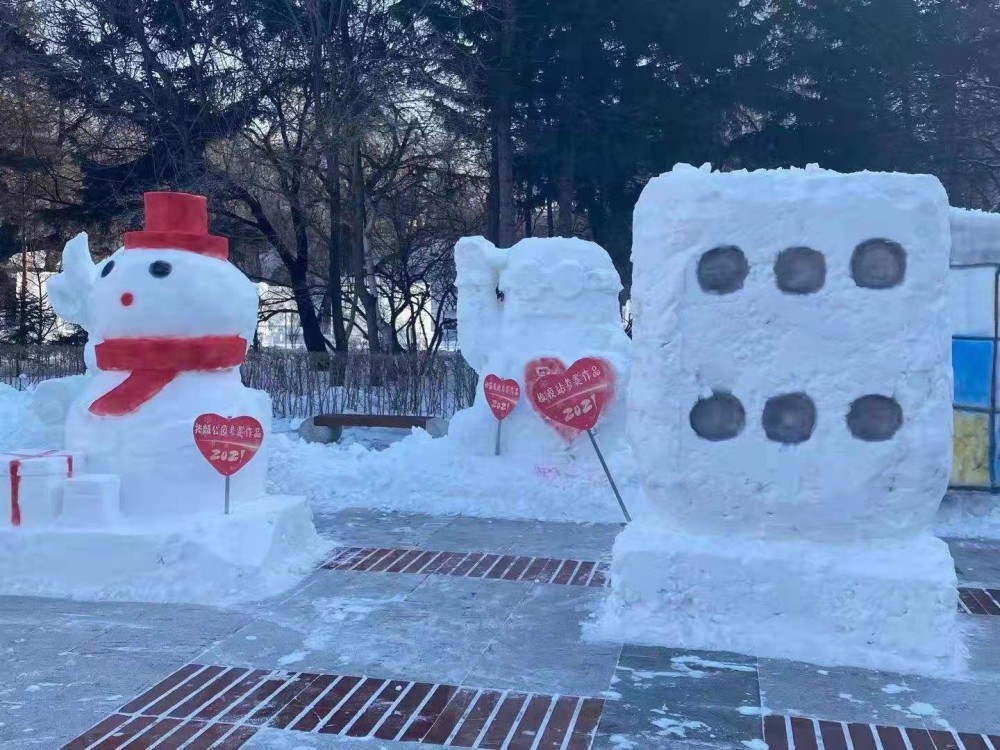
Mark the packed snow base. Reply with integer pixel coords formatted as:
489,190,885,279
600,164,961,673
0,495,328,605
591,522,962,677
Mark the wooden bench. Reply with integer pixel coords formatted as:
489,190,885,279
313,414,434,430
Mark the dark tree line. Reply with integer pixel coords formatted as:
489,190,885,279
2,0,999,349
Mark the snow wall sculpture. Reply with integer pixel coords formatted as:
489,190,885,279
596,164,960,674
449,236,631,457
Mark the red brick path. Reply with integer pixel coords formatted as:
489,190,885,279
763,714,1000,750
62,663,605,749
958,587,1000,616
322,546,610,588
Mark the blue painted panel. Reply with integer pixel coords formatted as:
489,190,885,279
953,338,994,408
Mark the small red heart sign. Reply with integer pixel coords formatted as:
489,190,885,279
483,374,520,421
193,413,264,476
528,357,616,437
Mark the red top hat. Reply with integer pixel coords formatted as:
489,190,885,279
123,192,228,260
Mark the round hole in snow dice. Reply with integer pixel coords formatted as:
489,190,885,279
762,392,817,444
846,395,903,441
689,391,746,441
851,239,906,289
774,247,826,294
697,246,749,295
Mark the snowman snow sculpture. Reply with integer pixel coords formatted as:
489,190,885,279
48,191,270,518
449,236,631,457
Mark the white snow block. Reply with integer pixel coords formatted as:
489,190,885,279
950,207,1000,265
59,474,121,527
598,164,960,673
593,524,959,676
0,449,83,527
0,495,330,604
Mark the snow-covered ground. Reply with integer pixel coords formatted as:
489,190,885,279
269,429,637,523
1,383,635,523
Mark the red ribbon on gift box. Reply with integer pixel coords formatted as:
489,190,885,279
6,451,74,527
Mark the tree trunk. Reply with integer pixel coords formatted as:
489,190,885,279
326,141,349,354
494,0,517,248
289,258,328,353
486,128,500,245
556,131,574,235
352,140,382,353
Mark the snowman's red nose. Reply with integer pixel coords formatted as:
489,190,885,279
120,292,134,306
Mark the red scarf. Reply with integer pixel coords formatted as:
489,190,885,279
90,336,247,416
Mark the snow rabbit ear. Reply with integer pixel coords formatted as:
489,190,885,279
48,233,100,327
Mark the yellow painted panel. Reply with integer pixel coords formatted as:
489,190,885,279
952,411,990,487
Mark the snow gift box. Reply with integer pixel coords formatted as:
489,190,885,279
1,450,84,527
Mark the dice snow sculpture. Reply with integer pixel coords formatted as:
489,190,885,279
598,164,959,672
449,236,630,455
48,191,271,518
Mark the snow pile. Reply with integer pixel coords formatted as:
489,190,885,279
0,384,58,451
269,429,637,523
936,490,1000,540
596,163,960,674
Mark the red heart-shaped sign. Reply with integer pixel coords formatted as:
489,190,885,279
483,374,520,421
193,413,264,476
528,357,616,437
525,357,577,440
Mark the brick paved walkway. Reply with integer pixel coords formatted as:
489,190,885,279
0,509,997,749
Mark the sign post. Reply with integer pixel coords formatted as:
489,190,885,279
586,429,631,522
526,357,631,522
483,375,521,456
193,413,264,515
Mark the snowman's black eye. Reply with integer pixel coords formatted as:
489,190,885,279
149,260,172,278
100,260,115,277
